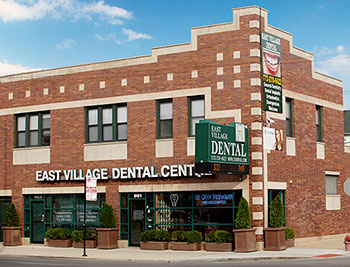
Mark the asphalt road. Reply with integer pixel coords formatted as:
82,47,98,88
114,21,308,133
0,256,350,267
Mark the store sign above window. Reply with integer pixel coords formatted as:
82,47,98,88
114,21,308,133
195,120,249,174
35,164,198,182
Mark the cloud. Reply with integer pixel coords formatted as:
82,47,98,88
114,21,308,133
313,46,334,56
337,45,345,53
315,46,350,76
122,28,152,41
94,33,121,44
56,38,76,49
0,60,41,76
0,0,132,24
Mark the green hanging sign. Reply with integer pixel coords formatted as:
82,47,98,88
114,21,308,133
261,31,282,113
195,120,249,174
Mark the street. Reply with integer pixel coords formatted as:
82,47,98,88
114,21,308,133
0,256,350,267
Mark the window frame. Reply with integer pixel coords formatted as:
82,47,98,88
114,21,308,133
14,112,50,148
316,105,322,142
285,98,293,137
85,104,127,144
325,175,338,195
188,96,205,137
156,99,173,139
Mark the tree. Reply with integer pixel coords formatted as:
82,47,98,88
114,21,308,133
5,203,19,227
100,203,116,228
269,195,284,228
234,197,251,229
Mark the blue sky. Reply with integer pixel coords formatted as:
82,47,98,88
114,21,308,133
1,0,350,109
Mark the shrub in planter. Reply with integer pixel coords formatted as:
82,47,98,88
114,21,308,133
171,230,202,251
45,228,72,247
140,230,170,250
72,230,98,248
97,203,118,249
285,227,295,248
2,203,22,246
233,197,257,252
205,230,233,252
264,195,286,251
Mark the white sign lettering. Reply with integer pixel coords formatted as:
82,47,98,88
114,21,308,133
36,164,196,182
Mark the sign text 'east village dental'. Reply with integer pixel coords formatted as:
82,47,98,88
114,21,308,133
36,164,196,182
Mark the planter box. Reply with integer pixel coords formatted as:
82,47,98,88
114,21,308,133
47,239,72,247
140,241,168,250
286,239,294,248
170,242,200,251
205,242,232,252
2,227,22,246
233,228,257,252
73,240,98,248
97,228,118,249
264,227,286,251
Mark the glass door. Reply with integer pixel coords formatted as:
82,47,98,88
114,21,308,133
31,201,45,243
129,198,145,246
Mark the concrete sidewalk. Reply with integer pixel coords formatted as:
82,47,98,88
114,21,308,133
0,244,349,262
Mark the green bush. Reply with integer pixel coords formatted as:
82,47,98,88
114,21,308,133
45,228,72,241
140,230,170,242
72,230,98,242
100,203,116,228
5,203,19,227
234,197,251,229
171,230,202,244
285,227,295,240
269,195,285,228
205,230,233,243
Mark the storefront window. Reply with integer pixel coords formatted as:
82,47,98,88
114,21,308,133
23,193,105,243
120,190,241,242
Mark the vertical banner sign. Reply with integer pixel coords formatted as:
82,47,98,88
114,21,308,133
86,177,97,201
261,32,282,113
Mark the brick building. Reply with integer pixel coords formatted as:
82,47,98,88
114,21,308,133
0,6,349,249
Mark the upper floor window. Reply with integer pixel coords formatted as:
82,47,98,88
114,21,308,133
188,96,205,136
15,112,50,148
316,105,322,142
157,99,173,139
285,98,293,137
326,175,338,195
86,104,127,143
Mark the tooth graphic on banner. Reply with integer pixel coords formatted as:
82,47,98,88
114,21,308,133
170,194,179,207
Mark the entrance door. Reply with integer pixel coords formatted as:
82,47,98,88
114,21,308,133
129,199,145,246
31,201,45,243
0,198,11,242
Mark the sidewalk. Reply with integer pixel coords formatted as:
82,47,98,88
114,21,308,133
0,240,349,262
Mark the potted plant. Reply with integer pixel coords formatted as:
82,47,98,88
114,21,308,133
2,203,22,246
97,203,118,249
232,197,257,252
170,230,202,251
72,230,98,248
264,195,286,251
205,230,233,252
140,229,171,250
285,227,295,248
344,235,350,251
45,228,72,247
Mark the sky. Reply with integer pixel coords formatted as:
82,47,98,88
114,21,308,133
1,0,350,109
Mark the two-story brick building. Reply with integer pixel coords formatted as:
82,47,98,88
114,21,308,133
0,6,349,249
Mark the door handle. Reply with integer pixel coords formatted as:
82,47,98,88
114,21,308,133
41,214,45,222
